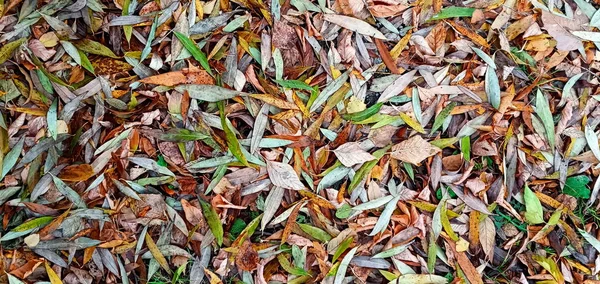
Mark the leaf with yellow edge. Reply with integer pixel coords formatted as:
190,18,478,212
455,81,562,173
145,233,172,274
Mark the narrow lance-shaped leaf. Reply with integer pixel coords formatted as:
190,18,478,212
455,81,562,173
369,194,401,236
140,16,157,61
535,89,555,149
218,101,249,167
0,38,27,65
334,247,358,284
145,233,172,274
524,184,544,224
485,66,500,109
47,99,58,140
173,31,213,76
1,136,25,181
200,199,224,246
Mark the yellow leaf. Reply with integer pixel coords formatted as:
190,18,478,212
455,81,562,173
398,112,425,133
204,268,224,284
145,233,172,274
9,107,47,116
250,94,299,110
346,96,366,114
441,201,458,241
45,261,63,284
456,237,470,252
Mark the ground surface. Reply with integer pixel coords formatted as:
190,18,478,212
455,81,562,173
1,0,600,283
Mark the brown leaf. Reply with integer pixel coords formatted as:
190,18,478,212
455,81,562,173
479,216,495,261
367,0,408,17
447,237,484,284
390,135,441,165
181,199,204,226
139,69,215,86
374,39,400,74
425,23,447,52
58,164,95,182
235,241,259,271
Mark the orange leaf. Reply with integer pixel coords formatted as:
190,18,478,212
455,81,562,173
138,69,215,86
58,164,95,182
374,39,400,74
446,20,490,48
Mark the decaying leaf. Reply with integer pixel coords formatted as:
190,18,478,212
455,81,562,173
391,135,441,165
0,0,598,283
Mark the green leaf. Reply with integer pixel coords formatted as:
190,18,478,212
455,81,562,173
47,99,58,140
74,39,119,58
79,50,95,74
343,102,383,122
233,213,261,245
370,194,401,236
1,137,24,181
0,216,53,241
199,199,224,246
373,243,409,258
403,162,414,181
223,14,250,33
398,112,425,133
334,247,357,284
348,146,389,192
524,184,544,224
60,40,82,65
471,47,497,69
205,164,227,194
30,55,68,87
485,66,501,109
0,38,27,65
218,101,249,166
141,16,158,61
535,89,555,149
579,229,600,253
428,6,475,21
560,73,583,106
460,136,470,161
229,218,247,240
173,31,213,76
36,69,54,93
298,223,332,242
332,237,353,261
430,102,456,134
273,48,283,81
128,157,176,177
277,253,310,276
159,129,210,142
563,175,591,199
275,79,314,91
122,0,133,42
52,175,87,208
335,203,353,219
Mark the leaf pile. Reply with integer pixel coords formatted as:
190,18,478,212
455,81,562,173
3,0,600,283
